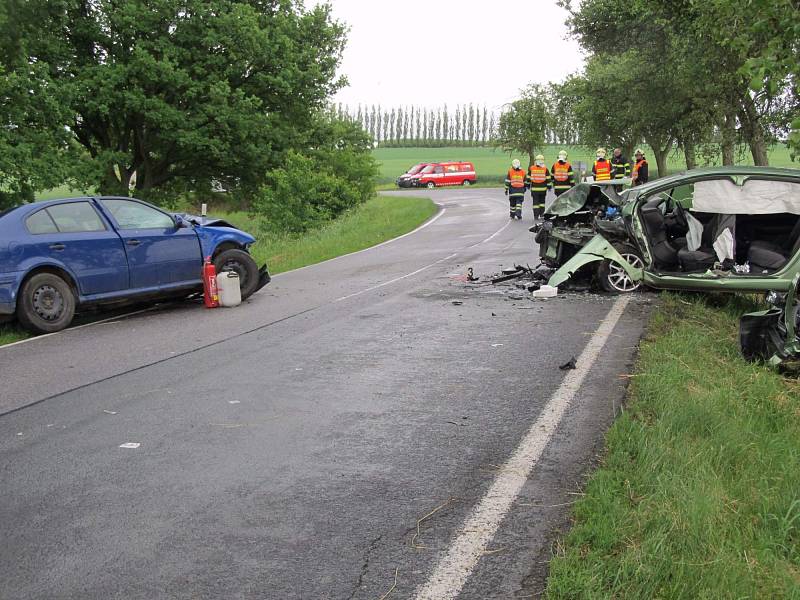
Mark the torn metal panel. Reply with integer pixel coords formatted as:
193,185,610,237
547,235,643,288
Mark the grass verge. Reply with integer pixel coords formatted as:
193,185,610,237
546,292,800,599
0,194,437,346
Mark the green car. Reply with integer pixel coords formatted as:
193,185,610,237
547,166,800,364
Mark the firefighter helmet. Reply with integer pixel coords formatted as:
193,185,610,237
535,154,545,161
635,148,644,156
512,159,521,169
596,147,606,158
558,150,568,161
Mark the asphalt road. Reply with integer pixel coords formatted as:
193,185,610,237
0,188,651,599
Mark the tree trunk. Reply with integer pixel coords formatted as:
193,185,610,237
683,139,697,170
721,111,736,165
645,136,672,179
739,94,770,166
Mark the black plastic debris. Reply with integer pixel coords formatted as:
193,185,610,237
739,308,787,362
467,267,479,282
452,300,463,306
559,356,577,370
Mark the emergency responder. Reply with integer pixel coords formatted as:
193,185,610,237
527,154,551,220
551,150,575,197
505,159,527,219
592,148,612,181
611,147,630,192
631,148,649,186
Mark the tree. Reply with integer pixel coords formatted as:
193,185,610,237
1,0,347,201
0,64,74,208
494,84,553,166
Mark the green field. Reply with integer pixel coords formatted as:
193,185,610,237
374,144,799,187
0,194,437,346
545,293,800,598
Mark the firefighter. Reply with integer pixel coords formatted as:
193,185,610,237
592,147,612,182
505,158,527,220
610,147,630,192
551,150,575,197
631,148,649,186
527,154,551,220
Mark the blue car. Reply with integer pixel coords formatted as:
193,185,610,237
0,196,270,334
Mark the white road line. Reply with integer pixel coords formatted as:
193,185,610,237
272,206,448,278
0,306,157,350
332,209,515,303
414,295,632,600
334,253,459,302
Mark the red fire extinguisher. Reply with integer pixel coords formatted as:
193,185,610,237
202,256,219,308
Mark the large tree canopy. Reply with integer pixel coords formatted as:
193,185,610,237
559,0,798,167
1,0,347,201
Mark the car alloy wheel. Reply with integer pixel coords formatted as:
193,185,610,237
606,252,644,292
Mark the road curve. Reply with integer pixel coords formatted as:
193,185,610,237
0,188,650,599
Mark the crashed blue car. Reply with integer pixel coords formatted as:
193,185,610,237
0,196,270,334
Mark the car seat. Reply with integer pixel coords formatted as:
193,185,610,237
747,216,800,272
639,198,679,269
677,214,733,272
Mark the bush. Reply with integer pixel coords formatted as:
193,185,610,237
252,151,366,234
251,115,377,234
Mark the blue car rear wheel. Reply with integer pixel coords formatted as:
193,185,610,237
17,272,76,334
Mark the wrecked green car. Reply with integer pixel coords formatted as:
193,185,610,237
547,166,800,364
532,180,644,292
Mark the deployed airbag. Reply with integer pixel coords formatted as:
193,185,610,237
693,179,800,215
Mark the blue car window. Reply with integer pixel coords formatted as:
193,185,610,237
46,202,106,233
101,199,174,229
26,209,59,234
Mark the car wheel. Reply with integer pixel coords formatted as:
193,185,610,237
462,180,471,186
213,248,260,300
17,272,76,334
596,244,644,294
426,181,436,189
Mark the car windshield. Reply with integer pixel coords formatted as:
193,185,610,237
421,165,435,174
406,164,425,175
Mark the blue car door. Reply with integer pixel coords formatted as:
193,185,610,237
98,198,202,289
22,201,129,295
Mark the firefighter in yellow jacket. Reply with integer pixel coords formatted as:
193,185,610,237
504,159,527,220
592,148,612,181
526,154,551,220
551,150,575,197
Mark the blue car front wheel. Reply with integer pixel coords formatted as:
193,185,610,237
213,249,260,300
17,272,76,334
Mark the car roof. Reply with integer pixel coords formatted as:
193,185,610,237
635,165,800,192
0,196,162,220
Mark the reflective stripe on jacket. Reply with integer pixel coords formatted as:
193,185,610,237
527,165,550,191
505,167,527,195
551,161,574,189
593,159,611,181
611,156,630,179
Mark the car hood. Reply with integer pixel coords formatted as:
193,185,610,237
545,183,622,218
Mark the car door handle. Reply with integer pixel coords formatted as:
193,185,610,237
127,239,141,247
49,243,65,251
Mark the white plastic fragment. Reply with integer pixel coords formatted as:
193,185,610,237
533,285,558,298
228,400,241,404
103,410,117,415
119,442,140,449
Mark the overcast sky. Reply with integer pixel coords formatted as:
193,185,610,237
315,0,586,111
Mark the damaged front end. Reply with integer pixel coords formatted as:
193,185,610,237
547,235,643,288
740,274,800,368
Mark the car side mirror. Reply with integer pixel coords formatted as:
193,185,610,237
173,214,188,228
